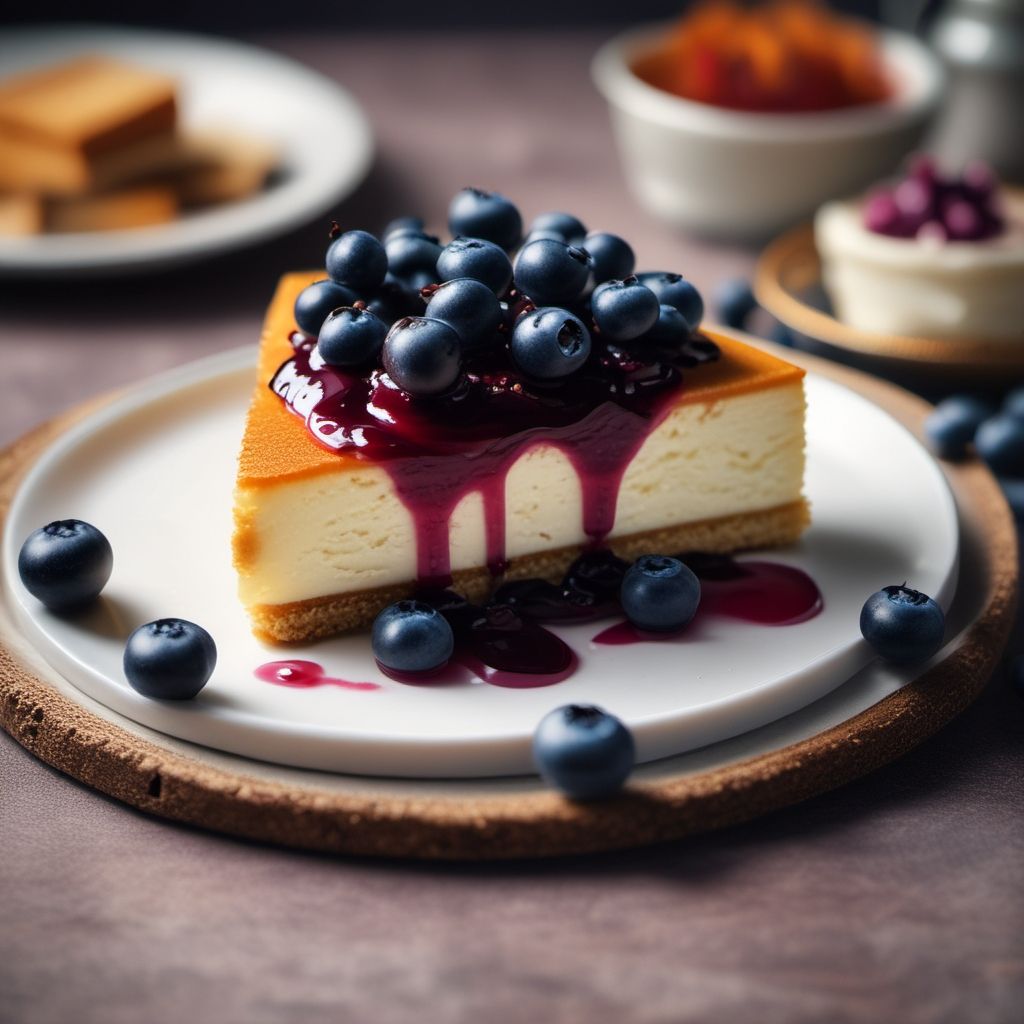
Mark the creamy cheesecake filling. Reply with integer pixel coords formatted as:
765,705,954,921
236,382,805,607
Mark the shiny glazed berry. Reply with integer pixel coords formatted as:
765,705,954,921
325,230,388,293
714,278,757,330
437,237,513,295
385,230,443,279
513,238,591,306
123,619,217,700
975,414,1024,476
532,704,635,800
860,585,944,664
316,307,388,368
620,555,701,633
294,279,358,337
529,211,587,243
448,188,522,250
592,277,660,342
382,316,462,397
424,278,503,352
584,232,634,283
640,272,704,330
372,600,455,673
510,307,591,379
924,395,994,459
18,519,113,611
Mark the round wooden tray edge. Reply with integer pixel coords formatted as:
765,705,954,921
0,362,1018,860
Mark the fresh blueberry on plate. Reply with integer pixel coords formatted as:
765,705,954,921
424,278,503,352
859,585,945,664
294,279,358,337
317,307,388,367
592,277,660,341
510,307,591,379
372,600,455,674
714,278,757,330
975,414,1024,476
924,395,994,460
584,231,634,284
123,619,217,700
529,211,587,244
437,237,513,295
382,316,462,397
385,230,443,280
448,188,522,251
532,704,635,800
325,229,388,294
640,272,704,331
513,238,592,306
18,519,113,611
620,555,701,633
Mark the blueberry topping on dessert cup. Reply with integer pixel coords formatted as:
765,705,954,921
18,519,113,611
382,316,463,397
592,277,661,342
975,414,1024,477
294,280,359,337
317,307,389,368
620,555,701,633
448,187,522,251
437,237,513,295
924,396,995,460
513,238,592,306
424,278,503,353
510,307,591,379
639,272,705,331
529,211,587,245
324,229,388,294
643,303,693,347
385,230,443,280
123,619,217,700
382,215,425,242
860,585,945,665
372,600,455,675
584,232,635,284
532,704,636,800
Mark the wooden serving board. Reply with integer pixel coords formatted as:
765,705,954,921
0,345,1017,859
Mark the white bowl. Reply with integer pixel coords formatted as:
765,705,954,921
592,23,945,241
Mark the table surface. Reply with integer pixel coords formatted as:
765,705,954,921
1,31,1022,1024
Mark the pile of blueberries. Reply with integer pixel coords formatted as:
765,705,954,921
293,187,706,396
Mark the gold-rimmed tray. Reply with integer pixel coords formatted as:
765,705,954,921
755,223,1024,385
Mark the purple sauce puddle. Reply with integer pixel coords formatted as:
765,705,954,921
254,659,380,691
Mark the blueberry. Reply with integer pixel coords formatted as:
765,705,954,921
714,278,757,330
18,520,113,611
448,188,522,250
529,211,587,244
592,277,660,342
510,307,591,379
924,395,994,459
584,232,634,283
620,555,701,633
644,303,691,346
123,619,216,700
316,306,388,368
860,585,945,664
424,278,502,352
640,273,704,331
521,228,566,246
975,414,1024,477
771,322,796,348
325,229,388,294
367,273,423,325
372,599,454,673
382,316,462,397
385,230,443,280
294,279,358,337
532,704,635,800
383,215,424,242
1004,388,1024,421
437,237,513,295
513,238,591,306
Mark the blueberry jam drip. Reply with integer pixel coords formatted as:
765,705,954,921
272,329,719,586
254,660,380,691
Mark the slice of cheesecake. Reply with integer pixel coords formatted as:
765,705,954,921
233,272,809,643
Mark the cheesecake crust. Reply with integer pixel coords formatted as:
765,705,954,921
248,499,811,643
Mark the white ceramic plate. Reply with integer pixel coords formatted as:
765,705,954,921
0,26,373,276
1,347,959,777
